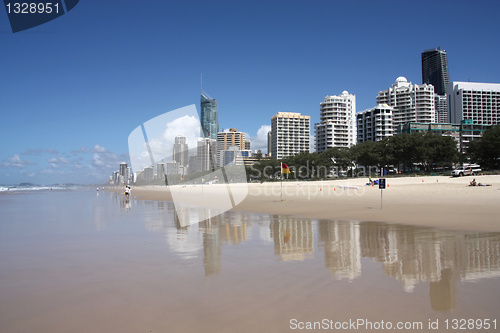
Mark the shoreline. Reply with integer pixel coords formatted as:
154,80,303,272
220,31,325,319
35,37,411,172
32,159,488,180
112,175,500,232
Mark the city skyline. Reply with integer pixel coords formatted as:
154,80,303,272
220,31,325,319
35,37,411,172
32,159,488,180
2,1,500,184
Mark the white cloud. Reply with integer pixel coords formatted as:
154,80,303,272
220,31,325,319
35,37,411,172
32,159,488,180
129,114,200,172
47,155,69,164
245,125,270,153
91,150,123,169
90,144,107,153
1,154,36,168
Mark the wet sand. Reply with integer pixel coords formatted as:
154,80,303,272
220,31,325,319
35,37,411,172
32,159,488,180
126,175,500,232
1,189,499,333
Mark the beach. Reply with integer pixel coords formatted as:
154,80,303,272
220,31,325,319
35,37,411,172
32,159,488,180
127,174,500,232
1,183,499,333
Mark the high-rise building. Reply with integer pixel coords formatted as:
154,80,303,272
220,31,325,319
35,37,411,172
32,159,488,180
216,128,245,166
166,161,180,175
435,95,448,123
448,81,500,125
315,91,357,153
173,135,189,167
377,77,435,129
200,91,219,140
157,162,165,180
270,112,310,160
244,139,251,151
356,104,394,143
119,162,130,184
197,137,217,172
422,47,449,96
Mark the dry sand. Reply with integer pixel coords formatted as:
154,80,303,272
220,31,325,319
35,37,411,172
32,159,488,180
123,175,500,232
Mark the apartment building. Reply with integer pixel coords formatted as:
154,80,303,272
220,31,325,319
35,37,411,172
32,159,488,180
315,91,357,153
377,77,435,129
270,112,310,160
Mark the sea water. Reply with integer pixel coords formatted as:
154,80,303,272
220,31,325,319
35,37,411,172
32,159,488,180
0,190,499,333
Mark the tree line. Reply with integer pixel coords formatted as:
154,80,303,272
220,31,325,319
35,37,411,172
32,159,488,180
247,126,500,180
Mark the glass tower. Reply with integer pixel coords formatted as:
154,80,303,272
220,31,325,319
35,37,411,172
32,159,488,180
422,47,449,96
200,91,219,140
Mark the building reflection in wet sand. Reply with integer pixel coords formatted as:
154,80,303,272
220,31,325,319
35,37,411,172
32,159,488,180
320,220,500,311
123,198,500,312
269,216,314,261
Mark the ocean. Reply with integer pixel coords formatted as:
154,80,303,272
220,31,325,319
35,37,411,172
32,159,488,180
1,189,499,332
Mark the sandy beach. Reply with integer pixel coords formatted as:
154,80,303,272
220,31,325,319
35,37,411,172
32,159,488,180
126,175,500,232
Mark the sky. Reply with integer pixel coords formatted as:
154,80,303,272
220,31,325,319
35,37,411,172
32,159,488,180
1,0,500,185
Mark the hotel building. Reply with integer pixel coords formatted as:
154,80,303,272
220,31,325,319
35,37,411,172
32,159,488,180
270,112,310,160
448,81,500,125
315,91,356,153
377,77,435,129
356,104,394,143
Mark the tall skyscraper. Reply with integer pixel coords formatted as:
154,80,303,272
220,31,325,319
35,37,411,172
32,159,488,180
315,91,357,153
270,112,310,160
422,47,449,96
200,91,219,140
377,77,435,129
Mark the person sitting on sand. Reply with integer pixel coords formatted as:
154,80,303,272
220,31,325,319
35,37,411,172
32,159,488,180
469,179,477,186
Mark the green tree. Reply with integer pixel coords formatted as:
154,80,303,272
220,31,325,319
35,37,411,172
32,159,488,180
468,125,500,169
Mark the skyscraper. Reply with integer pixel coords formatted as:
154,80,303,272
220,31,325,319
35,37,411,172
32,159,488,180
270,112,310,160
315,91,357,153
200,91,219,140
422,47,449,96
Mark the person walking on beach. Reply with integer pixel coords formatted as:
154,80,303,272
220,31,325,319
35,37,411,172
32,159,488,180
125,186,131,196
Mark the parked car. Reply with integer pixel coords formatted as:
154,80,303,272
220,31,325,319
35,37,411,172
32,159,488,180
451,164,482,177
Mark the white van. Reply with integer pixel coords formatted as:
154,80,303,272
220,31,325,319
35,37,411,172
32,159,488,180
451,164,482,177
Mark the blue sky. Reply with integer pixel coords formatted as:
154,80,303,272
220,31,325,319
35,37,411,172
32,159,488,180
1,0,499,185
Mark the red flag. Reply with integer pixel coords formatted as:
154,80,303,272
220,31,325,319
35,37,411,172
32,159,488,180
281,163,291,174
